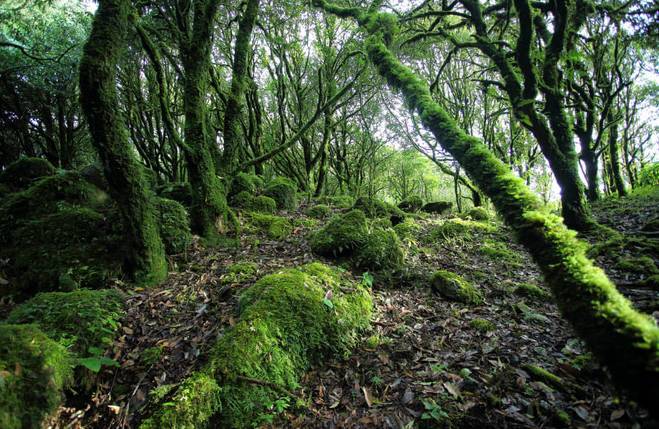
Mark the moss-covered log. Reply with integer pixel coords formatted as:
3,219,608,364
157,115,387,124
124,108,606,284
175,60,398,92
313,0,659,410
79,0,166,285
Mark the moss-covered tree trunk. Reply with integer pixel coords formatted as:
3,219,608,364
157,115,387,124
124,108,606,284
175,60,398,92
180,0,228,240
313,0,658,411
79,0,166,285
607,109,627,197
219,0,260,174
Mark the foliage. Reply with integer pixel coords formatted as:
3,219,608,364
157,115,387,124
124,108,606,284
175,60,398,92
0,324,73,429
636,162,659,187
6,289,125,354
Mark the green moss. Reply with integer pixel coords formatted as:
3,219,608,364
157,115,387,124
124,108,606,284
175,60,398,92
514,283,552,301
252,195,277,213
354,227,405,271
467,207,490,220
156,197,193,254
353,196,405,218
230,172,264,199
393,218,421,240
245,212,293,240
522,364,563,389
398,196,423,212
6,289,125,354
616,256,658,275
0,324,73,429
310,209,369,256
0,157,56,192
140,347,163,366
306,204,331,219
470,318,495,332
156,182,193,207
222,261,259,284
431,270,483,305
264,177,297,210
479,240,522,266
642,274,659,289
431,218,495,242
2,206,123,294
421,201,453,214
139,369,222,429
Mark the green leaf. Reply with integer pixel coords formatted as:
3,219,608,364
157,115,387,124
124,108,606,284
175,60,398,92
322,298,334,309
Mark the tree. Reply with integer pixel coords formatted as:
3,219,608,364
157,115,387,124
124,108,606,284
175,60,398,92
79,0,167,284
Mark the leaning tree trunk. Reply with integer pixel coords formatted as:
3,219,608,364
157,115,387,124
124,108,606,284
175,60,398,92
219,0,260,174
180,0,228,241
313,0,659,412
79,0,167,285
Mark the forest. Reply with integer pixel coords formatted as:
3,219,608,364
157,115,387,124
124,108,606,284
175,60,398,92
0,0,658,427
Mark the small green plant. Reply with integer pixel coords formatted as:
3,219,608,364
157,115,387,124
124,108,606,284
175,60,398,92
141,346,163,366
77,346,120,373
430,363,448,374
421,398,448,422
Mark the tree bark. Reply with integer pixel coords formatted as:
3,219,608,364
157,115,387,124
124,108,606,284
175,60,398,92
79,0,166,284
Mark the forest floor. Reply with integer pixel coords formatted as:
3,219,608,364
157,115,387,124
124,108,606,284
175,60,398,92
54,191,658,429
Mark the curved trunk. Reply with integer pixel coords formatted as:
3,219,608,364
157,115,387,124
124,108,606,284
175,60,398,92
313,1,659,411
607,109,627,197
79,0,166,285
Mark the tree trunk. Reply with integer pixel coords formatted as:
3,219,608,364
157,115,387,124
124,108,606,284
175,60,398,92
312,1,659,412
580,144,600,201
219,0,260,174
607,109,627,196
79,0,166,285
180,0,228,241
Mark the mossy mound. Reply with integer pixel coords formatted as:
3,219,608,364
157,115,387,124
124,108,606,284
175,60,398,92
6,289,124,354
214,263,372,427
0,157,56,192
144,263,371,428
156,182,193,207
421,201,452,214
0,324,73,429
431,218,495,241
431,270,483,304
354,227,405,271
2,206,123,295
470,318,495,332
353,196,405,219
309,209,369,256
398,196,423,212
0,171,110,243
229,172,265,199
156,198,193,254
616,256,658,275
245,212,293,240
466,207,490,221
393,218,421,241
232,191,276,213
479,239,522,266
514,283,552,301
306,204,331,219
264,177,297,210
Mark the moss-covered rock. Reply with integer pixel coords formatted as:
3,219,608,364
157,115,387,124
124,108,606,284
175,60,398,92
156,197,193,254
398,196,423,212
514,283,552,301
431,218,495,242
306,204,331,219
264,177,297,210
431,270,483,304
467,207,490,221
229,172,264,199
6,289,125,354
245,212,293,240
393,218,421,240
156,182,193,208
354,227,405,271
144,263,372,428
421,201,452,214
232,192,277,214
353,196,405,219
1,206,123,295
0,324,73,429
0,157,56,192
309,209,369,256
